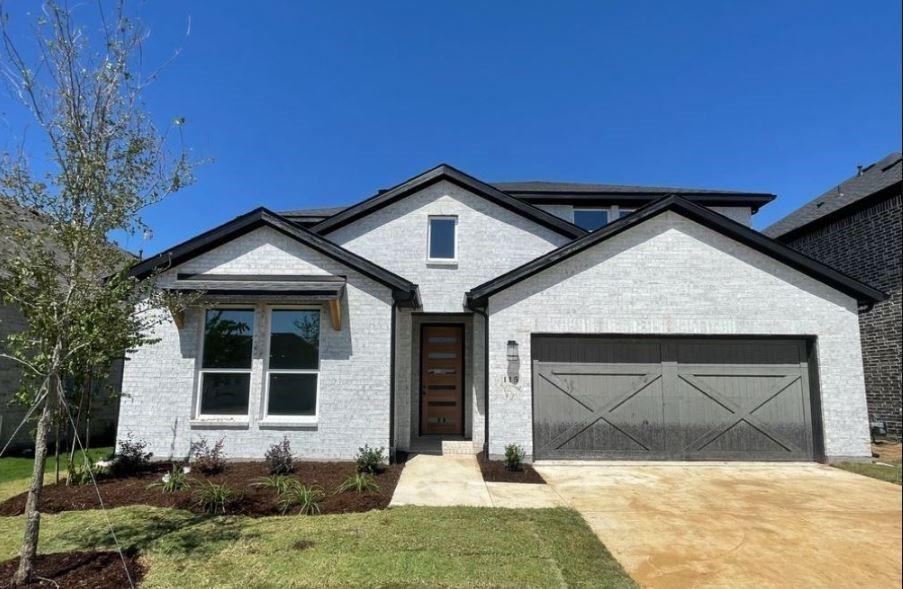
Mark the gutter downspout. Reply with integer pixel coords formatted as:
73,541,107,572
389,301,397,463
473,306,489,457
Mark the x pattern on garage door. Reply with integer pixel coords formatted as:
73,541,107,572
532,337,817,461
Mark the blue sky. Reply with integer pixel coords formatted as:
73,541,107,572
1,1,900,253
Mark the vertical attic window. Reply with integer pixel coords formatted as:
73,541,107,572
428,216,457,262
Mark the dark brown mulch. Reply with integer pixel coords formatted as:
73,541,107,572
477,452,546,484
0,550,144,589
0,461,402,518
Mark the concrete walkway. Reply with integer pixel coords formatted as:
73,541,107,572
389,454,563,508
537,462,903,589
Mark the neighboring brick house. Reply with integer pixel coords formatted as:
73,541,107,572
765,153,902,438
119,164,884,464
0,198,122,453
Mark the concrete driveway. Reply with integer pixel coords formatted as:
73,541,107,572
535,462,902,588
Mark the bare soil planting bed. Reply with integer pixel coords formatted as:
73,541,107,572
477,452,546,484
0,461,402,517
0,550,144,589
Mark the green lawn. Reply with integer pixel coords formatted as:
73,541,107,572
0,505,635,588
835,458,902,485
0,450,636,587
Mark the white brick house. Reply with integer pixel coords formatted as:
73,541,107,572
118,164,885,462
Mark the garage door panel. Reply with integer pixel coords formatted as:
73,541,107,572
534,363,665,459
532,337,816,461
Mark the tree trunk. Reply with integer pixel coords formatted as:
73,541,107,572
12,385,54,586
66,379,87,485
54,414,61,484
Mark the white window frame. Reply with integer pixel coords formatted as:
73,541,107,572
572,207,611,231
195,305,256,421
261,305,322,424
427,215,458,263
616,206,635,219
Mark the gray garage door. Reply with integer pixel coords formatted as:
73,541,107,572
532,336,819,461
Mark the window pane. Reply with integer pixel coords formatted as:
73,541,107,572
619,209,635,219
200,373,250,415
573,209,609,231
203,309,254,369
268,373,317,416
269,310,319,369
429,218,456,259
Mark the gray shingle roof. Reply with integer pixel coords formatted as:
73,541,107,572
279,206,349,218
764,152,903,239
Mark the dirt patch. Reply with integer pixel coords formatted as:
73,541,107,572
477,452,545,484
0,550,144,589
873,440,902,461
0,461,402,517
292,540,314,551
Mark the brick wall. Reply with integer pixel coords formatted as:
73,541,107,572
487,211,871,461
783,192,902,437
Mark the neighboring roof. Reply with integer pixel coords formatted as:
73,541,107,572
310,164,587,238
465,194,886,308
494,181,776,212
280,206,350,227
764,152,903,240
129,207,420,306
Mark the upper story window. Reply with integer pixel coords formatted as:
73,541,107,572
198,308,254,416
428,216,457,262
619,208,635,219
265,308,320,420
573,208,609,231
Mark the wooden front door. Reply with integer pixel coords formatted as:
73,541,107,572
420,324,464,435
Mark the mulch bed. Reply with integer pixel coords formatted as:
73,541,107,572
0,550,144,589
0,461,402,518
477,452,545,484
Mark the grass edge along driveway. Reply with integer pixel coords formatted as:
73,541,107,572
0,504,636,588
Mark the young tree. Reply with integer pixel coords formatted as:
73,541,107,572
0,1,197,584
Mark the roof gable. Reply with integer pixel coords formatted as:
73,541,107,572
129,207,420,306
311,164,586,239
466,195,886,308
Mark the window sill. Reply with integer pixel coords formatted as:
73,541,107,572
426,259,458,268
189,418,250,430
259,418,318,430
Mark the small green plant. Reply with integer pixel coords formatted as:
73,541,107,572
504,444,526,472
252,474,296,495
355,445,386,474
264,437,294,475
66,458,95,486
277,482,325,515
149,464,192,493
193,482,238,514
337,472,380,494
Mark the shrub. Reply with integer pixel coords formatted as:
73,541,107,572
191,437,226,475
504,444,525,472
265,437,294,475
149,464,192,493
67,458,95,486
193,482,238,514
337,472,380,494
277,482,325,515
111,434,153,476
252,475,296,496
355,445,385,474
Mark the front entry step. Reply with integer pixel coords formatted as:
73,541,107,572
442,440,479,455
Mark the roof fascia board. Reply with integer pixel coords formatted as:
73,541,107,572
311,164,587,238
466,195,886,308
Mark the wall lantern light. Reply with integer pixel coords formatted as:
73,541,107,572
506,340,520,384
